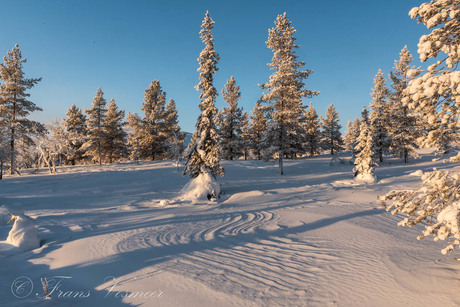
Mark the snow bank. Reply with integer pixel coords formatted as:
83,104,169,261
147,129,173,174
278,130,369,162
180,172,220,202
6,214,40,251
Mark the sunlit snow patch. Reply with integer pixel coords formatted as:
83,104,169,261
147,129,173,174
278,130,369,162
409,170,423,177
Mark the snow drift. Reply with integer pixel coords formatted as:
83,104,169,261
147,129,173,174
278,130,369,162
6,213,40,251
179,172,220,202
354,173,376,184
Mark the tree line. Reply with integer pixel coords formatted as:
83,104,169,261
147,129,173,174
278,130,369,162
0,13,347,178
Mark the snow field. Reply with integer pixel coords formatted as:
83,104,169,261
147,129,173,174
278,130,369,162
0,152,459,306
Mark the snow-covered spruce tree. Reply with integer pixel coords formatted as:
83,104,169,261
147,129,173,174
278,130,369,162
353,119,376,183
63,104,87,165
83,87,107,165
0,44,45,175
344,120,354,150
388,46,420,163
304,102,321,157
164,98,184,161
423,109,458,155
344,118,361,158
381,0,460,254
138,80,168,160
320,104,343,156
361,106,370,126
217,76,245,160
259,13,319,174
248,100,267,160
240,111,251,160
126,112,143,162
183,11,224,185
369,69,391,163
102,99,127,163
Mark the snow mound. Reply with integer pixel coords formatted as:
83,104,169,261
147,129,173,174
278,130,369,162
354,173,376,184
223,190,264,205
409,170,423,177
6,214,40,251
179,172,221,202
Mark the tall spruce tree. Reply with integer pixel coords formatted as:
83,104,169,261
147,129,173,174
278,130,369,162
353,119,376,182
84,87,107,165
102,99,127,163
126,112,143,162
248,100,267,160
240,111,251,160
304,102,321,157
139,80,168,160
388,46,420,163
344,118,361,156
259,13,319,174
361,106,370,126
0,44,44,174
369,69,390,163
63,104,87,165
320,104,343,156
218,76,245,160
183,11,223,178
164,98,184,160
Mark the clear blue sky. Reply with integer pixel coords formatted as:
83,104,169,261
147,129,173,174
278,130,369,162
0,0,427,132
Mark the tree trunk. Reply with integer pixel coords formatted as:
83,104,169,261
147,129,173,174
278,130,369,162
279,152,284,175
98,140,102,165
279,124,284,175
10,95,16,175
0,159,3,180
404,149,408,164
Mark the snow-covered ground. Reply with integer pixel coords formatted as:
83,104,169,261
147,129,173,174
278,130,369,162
1,151,460,306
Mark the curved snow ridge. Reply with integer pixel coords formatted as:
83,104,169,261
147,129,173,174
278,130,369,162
115,210,276,254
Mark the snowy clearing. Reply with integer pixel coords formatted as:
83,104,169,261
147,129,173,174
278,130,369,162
1,151,459,306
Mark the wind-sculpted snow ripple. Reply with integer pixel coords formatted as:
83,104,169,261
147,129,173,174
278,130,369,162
113,209,340,306
115,209,275,254
170,236,339,306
